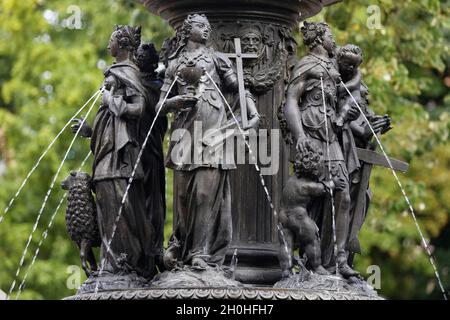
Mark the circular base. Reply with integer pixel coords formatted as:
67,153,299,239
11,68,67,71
65,286,383,300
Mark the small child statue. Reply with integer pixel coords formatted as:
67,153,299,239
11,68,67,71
337,44,391,134
337,44,364,107
278,146,346,278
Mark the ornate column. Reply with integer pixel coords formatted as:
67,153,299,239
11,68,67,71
140,0,342,285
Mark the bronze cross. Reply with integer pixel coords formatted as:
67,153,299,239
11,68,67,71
350,138,409,251
224,38,258,128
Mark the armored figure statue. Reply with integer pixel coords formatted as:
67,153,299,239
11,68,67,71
278,147,346,278
283,22,359,278
156,14,239,270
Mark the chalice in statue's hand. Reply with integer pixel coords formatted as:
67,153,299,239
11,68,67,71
174,66,205,112
177,66,206,97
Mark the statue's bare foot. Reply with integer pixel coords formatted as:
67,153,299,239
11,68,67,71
191,257,208,270
338,263,359,279
313,265,331,276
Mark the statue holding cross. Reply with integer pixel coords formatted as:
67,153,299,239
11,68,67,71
224,37,259,129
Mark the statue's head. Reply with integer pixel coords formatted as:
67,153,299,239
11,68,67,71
301,21,336,56
135,42,159,73
240,26,263,54
61,171,92,191
337,44,363,78
108,25,141,59
294,146,323,179
181,14,211,45
169,14,211,59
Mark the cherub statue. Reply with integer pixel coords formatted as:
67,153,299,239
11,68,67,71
337,44,391,144
278,146,345,278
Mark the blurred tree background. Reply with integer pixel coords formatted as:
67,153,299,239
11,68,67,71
0,0,448,299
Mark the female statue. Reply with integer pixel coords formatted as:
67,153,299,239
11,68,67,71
156,14,239,270
72,26,159,280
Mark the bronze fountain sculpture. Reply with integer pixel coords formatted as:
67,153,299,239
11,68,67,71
61,0,413,300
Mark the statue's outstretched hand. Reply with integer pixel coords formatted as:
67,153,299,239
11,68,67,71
165,95,198,112
369,114,392,135
71,118,93,138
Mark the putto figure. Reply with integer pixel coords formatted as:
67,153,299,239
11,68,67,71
156,14,239,270
278,147,345,278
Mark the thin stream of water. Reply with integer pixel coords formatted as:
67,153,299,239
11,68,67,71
205,72,291,266
14,151,92,300
341,81,448,300
320,77,339,277
8,90,102,298
94,77,178,294
0,90,101,225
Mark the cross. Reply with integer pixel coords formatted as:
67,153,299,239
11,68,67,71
355,147,408,173
224,38,258,128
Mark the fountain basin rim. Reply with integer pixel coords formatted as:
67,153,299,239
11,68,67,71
65,286,383,300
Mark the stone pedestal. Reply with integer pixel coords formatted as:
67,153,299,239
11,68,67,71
139,0,341,285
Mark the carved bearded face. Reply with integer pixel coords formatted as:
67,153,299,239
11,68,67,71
188,17,211,44
241,31,262,54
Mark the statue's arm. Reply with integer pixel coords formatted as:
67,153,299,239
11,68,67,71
116,93,145,119
155,89,172,116
349,118,369,139
285,76,309,152
155,84,198,117
71,117,92,138
223,71,239,93
338,70,361,95
244,90,261,129
336,71,363,125
215,52,239,93
305,180,329,197
346,70,362,92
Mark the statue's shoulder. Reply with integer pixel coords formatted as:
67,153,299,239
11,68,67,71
211,49,232,66
204,49,233,76
290,55,319,81
107,61,140,79
211,49,228,59
165,56,181,78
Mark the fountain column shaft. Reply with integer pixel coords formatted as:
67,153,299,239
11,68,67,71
140,0,340,284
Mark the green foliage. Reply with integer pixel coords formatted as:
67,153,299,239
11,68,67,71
0,0,172,299
0,0,448,299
